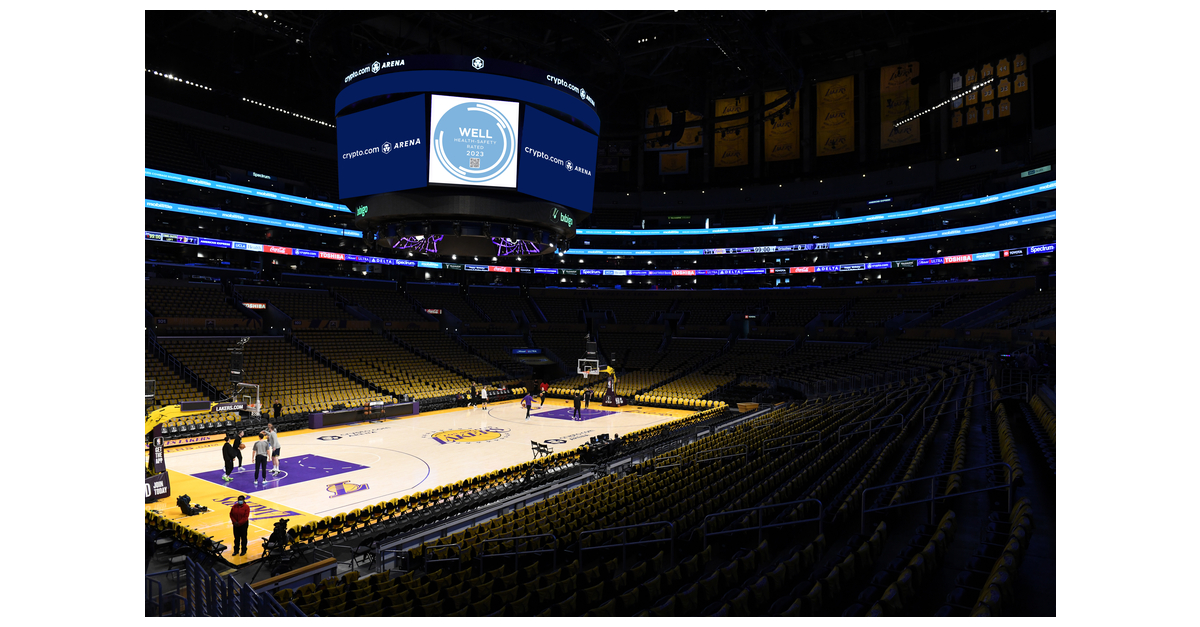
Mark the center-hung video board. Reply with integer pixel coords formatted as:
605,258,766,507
336,55,598,213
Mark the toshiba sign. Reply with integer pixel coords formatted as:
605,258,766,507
242,303,267,310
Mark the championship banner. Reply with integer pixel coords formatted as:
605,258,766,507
674,126,705,150
880,62,920,149
816,76,854,157
659,150,689,175
644,106,672,151
714,96,749,167
763,89,800,161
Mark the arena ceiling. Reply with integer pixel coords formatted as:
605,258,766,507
145,10,1053,137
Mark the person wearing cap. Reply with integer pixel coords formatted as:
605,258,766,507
229,495,251,556
221,433,236,482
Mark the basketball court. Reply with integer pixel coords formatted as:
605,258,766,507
145,398,693,565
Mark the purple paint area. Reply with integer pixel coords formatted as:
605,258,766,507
195,454,369,493
534,407,615,422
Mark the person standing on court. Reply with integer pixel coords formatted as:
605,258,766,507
539,381,549,407
573,392,582,420
469,385,477,409
221,433,236,482
584,388,591,411
229,495,250,556
481,386,489,409
252,432,271,486
523,391,534,420
233,430,245,472
266,423,282,476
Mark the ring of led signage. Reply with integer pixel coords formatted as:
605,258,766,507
432,100,518,184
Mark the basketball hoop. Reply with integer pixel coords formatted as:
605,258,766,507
582,369,590,380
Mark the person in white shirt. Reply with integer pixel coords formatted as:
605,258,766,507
266,424,281,475
481,387,489,409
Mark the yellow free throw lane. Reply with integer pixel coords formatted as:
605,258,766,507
146,469,322,566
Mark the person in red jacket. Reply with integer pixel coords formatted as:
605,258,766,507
229,495,251,556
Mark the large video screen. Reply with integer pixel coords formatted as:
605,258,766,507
428,95,520,189
336,95,428,198
518,106,598,212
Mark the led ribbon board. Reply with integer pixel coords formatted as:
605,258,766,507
568,211,1057,256
144,200,362,238
145,168,349,212
145,229,1054,276
577,180,1056,236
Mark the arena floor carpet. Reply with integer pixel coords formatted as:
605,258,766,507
145,398,694,566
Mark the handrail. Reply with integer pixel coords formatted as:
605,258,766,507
479,533,559,572
837,412,905,442
761,430,821,453
701,498,823,546
990,381,1031,403
580,521,675,570
859,462,1013,534
695,444,749,463
423,542,462,571
921,402,964,429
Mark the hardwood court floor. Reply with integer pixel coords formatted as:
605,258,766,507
146,398,693,566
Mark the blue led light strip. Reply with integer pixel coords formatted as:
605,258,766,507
145,200,363,238
144,229,1054,276
145,168,351,213
577,180,1055,236
568,211,1056,256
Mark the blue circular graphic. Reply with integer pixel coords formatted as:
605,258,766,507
433,101,517,184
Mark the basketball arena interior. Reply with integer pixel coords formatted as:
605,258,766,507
142,9,1058,617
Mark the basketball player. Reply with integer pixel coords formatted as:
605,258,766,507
252,432,271,486
573,392,582,420
523,391,534,420
233,430,245,472
481,386,489,409
539,381,548,407
221,433,236,482
469,385,477,409
584,388,591,411
266,423,281,476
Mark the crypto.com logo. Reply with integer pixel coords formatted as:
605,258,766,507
371,61,381,74
472,57,485,70
382,141,392,155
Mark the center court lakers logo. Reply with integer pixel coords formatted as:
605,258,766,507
327,481,369,498
424,427,510,445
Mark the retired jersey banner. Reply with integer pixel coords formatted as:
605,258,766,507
644,106,672,151
763,89,800,162
714,96,749,167
659,150,690,175
880,62,920,149
816,76,855,157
